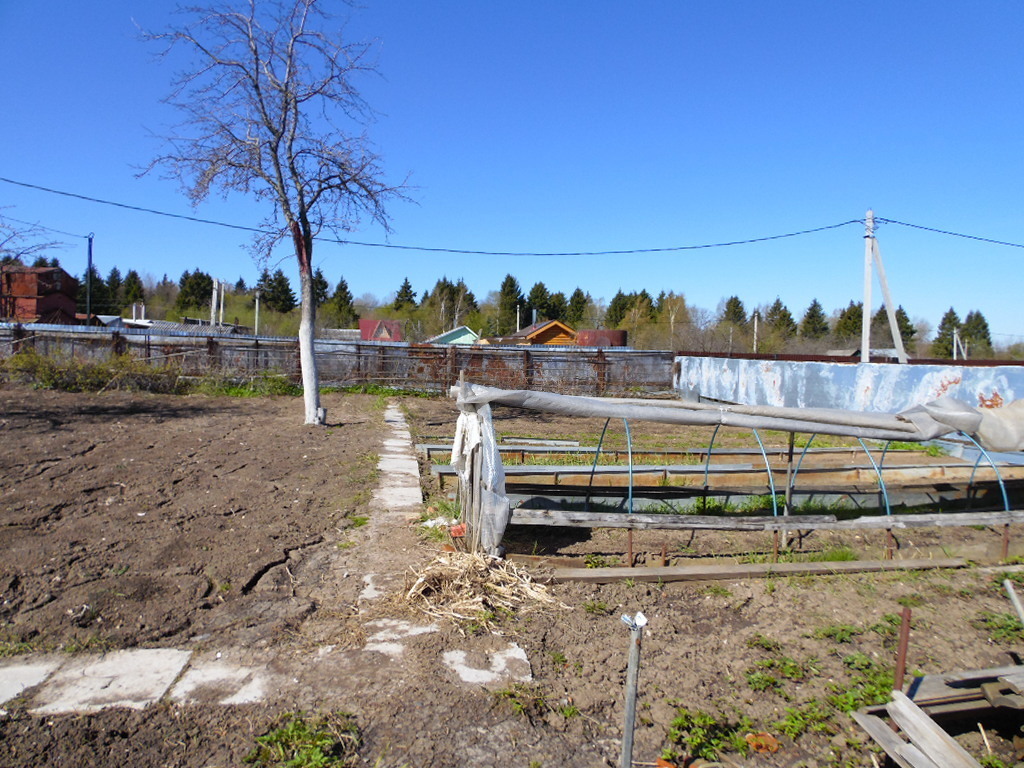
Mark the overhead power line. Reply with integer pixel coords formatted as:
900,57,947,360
0,175,861,256
0,213,89,241
5,175,1024,256
876,217,1024,250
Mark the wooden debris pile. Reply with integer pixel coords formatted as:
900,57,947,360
405,551,567,631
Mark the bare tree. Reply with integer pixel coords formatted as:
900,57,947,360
145,0,405,423
0,211,63,265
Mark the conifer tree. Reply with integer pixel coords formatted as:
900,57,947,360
765,298,797,339
525,282,551,323
566,288,590,328
497,274,523,334
931,307,961,358
720,296,747,326
961,310,993,357
329,276,358,327
176,269,213,311
312,267,329,307
833,301,863,342
799,299,830,340
393,277,417,310
106,267,124,313
123,270,146,306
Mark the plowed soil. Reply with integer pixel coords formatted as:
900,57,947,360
2,385,1023,767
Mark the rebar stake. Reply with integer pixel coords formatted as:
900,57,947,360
620,611,647,768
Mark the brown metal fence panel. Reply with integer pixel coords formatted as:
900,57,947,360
0,325,674,394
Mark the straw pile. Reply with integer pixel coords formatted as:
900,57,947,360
405,551,567,629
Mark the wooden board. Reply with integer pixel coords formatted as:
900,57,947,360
510,508,1024,532
553,558,966,583
851,711,922,768
510,509,837,531
885,691,982,768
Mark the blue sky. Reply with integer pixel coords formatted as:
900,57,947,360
2,1,1023,343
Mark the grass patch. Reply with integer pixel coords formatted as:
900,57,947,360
973,611,1024,644
245,712,361,767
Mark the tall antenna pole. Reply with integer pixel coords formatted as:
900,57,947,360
861,210,874,363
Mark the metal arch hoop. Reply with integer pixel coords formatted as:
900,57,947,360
963,430,1011,512
586,418,635,515
857,438,892,516
751,428,779,516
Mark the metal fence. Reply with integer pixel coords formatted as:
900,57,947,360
0,324,675,395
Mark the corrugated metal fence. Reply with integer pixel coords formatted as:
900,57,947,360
0,324,673,395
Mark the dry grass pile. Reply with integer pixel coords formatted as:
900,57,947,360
406,551,567,630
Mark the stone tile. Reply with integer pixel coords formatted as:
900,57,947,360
31,648,192,714
0,658,62,705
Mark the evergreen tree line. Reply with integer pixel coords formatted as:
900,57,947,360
55,261,1008,358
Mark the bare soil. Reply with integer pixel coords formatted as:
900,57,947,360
1,385,1023,767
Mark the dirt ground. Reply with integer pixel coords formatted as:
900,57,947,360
2,384,1024,767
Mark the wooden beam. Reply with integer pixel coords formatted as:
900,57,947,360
510,509,837,530
553,558,966,583
510,508,1024,532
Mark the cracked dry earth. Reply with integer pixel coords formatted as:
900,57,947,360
4,385,1024,768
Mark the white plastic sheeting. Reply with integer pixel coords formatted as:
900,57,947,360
453,383,1024,449
450,402,509,554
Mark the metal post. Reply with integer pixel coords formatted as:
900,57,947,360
210,278,218,326
620,612,647,768
894,607,912,691
861,210,874,363
85,233,94,322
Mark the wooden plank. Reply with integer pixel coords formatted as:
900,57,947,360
851,711,919,768
553,558,966,584
998,670,1024,694
509,508,1024,532
886,691,981,768
510,509,837,531
896,744,943,768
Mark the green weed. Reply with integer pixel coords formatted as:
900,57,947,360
775,700,836,739
746,633,782,653
812,624,862,643
826,653,894,712
973,611,1024,644
664,708,753,761
582,599,610,615
583,553,613,569
245,712,361,767
701,584,732,598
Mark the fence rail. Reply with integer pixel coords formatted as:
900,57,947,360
0,325,675,395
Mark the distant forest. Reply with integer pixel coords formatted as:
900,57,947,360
8,253,1018,359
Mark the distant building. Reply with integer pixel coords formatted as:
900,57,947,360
425,325,480,345
359,318,403,342
576,329,628,347
483,319,578,346
0,265,78,324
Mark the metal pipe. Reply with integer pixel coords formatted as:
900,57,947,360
620,612,647,768
894,607,912,692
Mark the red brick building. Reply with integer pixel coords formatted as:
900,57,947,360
0,265,79,324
